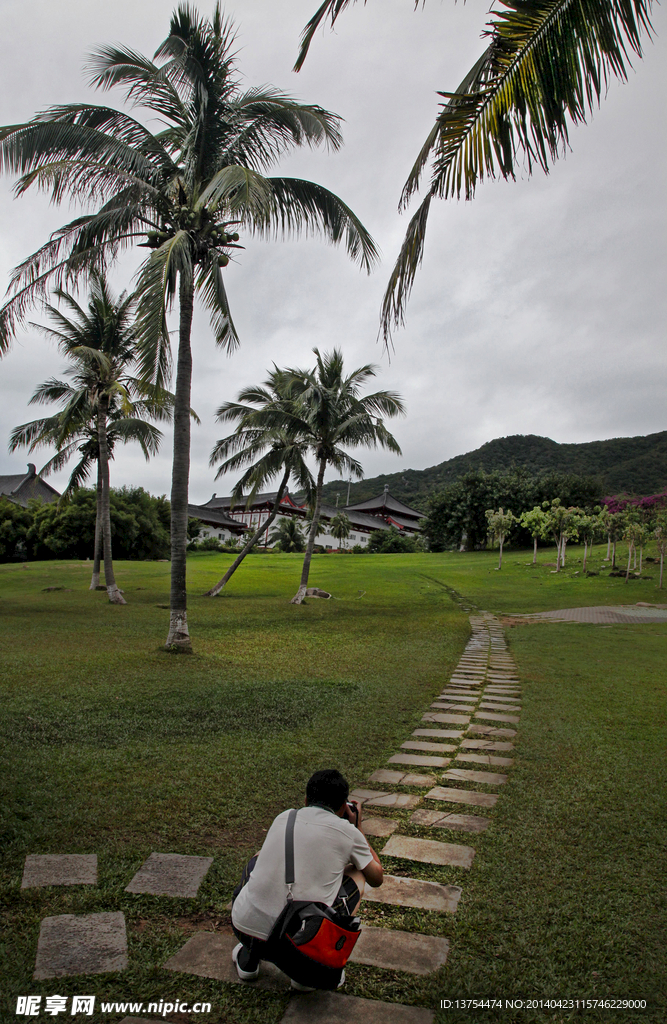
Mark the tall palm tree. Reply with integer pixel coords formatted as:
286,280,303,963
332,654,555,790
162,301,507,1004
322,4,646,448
9,275,170,603
278,348,404,603
11,395,164,591
206,370,314,596
0,5,378,649
296,0,656,342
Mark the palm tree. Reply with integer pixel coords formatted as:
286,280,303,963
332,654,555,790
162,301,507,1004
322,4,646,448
11,399,163,590
269,518,307,553
205,370,314,596
330,511,351,550
295,0,656,342
0,5,378,649
9,275,170,603
278,348,404,604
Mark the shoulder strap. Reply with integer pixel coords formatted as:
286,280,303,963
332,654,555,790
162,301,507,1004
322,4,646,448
284,808,298,897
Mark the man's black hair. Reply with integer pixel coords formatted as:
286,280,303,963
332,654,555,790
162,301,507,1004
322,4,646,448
306,769,349,812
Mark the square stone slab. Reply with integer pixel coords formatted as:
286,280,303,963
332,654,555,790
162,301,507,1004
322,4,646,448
366,792,422,809
475,711,520,724
125,853,213,898
421,712,470,725
455,753,514,767
389,753,451,768
368,769,438,787
34,912,127,979
480,702,522,712
350,926,449,975
363,874,462,913
425,786,498,808
368,769,405,785
410,809,490,833
22,854,97,889
444,768,508,785
467,724,517,739
163,929,290,990
430,702,475,713
401,740,457,753
351,789,388,803
382,834,475,869
281,991,434,1023
362,817,399,838
461,739,514,751
412,729,463,740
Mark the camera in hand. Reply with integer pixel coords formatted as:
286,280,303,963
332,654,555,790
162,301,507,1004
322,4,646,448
347,801,359,826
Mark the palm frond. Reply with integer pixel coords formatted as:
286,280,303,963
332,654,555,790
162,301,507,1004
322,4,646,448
134,230,193,384
294,0,366,71
252,177,379,272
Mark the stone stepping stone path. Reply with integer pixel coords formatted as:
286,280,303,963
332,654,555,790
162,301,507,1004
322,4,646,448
350,788,422,809
468,723,517,739
368,769,436,786
34,912,127,979
351,926,449,974
388,753,451,769
281,991,434,1022
401,740,458,753
425,785,499,808
430,701,476,712
422,712,471,725
22,854,97,889
410,809,490,833
412,729,463,741
455,753,514,767
362,817,400,838
461,738,514,751
443,767,508,786
125,852,213,898
475,711,521,724
164,929,291,990
363,874,462,913
382,834,475,869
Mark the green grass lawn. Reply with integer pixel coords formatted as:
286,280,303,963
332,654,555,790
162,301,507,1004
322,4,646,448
0,548,665,1023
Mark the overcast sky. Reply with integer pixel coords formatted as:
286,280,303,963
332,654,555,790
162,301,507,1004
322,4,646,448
0,0,665,503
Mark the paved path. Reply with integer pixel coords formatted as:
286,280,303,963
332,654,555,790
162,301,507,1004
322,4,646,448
506,604,667,625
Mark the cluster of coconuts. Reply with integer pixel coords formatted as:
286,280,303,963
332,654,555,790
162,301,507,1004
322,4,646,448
144,204,240,268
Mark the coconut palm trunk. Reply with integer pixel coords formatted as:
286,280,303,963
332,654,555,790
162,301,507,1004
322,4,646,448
205,467,290,597
166,274,195,650
89,459,103,590
291,456,326,604
97,396,125,605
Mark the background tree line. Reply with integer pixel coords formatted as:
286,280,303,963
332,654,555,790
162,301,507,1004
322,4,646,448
0,488,170,563
422,468,602,551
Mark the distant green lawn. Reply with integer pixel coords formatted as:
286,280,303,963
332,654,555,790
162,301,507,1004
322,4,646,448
0,548,665,1023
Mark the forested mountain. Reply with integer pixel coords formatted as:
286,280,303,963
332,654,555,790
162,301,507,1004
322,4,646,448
320,431,667,508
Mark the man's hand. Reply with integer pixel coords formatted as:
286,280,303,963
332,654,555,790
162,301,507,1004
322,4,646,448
343,799,362,829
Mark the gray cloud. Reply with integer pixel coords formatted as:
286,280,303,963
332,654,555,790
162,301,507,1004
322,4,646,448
1,0,665,503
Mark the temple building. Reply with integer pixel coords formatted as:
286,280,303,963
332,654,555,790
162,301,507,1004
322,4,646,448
0,463,60,507
194,484,424,549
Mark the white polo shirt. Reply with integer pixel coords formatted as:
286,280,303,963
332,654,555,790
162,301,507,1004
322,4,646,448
232,805,373,941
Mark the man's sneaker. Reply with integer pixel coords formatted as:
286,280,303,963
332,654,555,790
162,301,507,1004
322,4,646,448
232,942,260,981
289,970,345,992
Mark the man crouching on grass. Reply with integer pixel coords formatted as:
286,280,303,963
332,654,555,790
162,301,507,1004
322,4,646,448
231,768,383,990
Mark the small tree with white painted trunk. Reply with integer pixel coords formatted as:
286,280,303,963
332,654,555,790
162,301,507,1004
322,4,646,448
485,508,517,569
